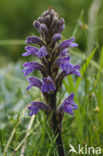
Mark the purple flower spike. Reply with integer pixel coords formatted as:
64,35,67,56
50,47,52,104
28,101,51,115
52,33,62,43
22,62,43,76
22,9,80,147
58,37,78,50
26,76,42,90
26,36,43,46
22,9,81,154
59,93,78,115
38,46,48,58
22,46,39,56
41,76,56,93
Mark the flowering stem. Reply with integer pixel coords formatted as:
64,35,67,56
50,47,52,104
51,112,65,156
54,129,65,156
49,94,65,156
22,8,80,156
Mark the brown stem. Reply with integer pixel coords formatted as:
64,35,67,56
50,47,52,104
47,92,65,156
51,112,65,156
54,129,65,156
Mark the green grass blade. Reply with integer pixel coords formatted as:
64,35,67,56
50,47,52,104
97,47,103,125
75,47,97,93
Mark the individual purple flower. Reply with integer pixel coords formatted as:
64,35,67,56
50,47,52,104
22,46,39,56
57,56,81,77
26,76,42,90
51,33,62,43
33,21,41,33
64,63,81,77
27,76,56,93
41,76,56,93
28,101,51,116
58,37,78,50
59,93,78,115
56,18,65,33
22,62,43,76
22,46,48,58
26,36,43,46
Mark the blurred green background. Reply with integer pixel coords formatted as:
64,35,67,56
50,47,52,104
0,0,103,63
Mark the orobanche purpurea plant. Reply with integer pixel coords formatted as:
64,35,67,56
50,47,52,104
22,7,81,156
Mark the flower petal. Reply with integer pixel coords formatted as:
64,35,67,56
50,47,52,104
59,56,71,71
56,18,65,33
41,23,48,33
57,56,81,77
41,76,56,93
38,46,48,58
33,21,41,33
72,70,81,77
28,101,51,115
51,33,62,43
60,48,69,56
26,36,43,46
64,93,74,103
59,24,65,33
74,65,80,69
63,107,74,115
22,46,39,56
22,62,43,76
58,37,75,50
70,43,78,47
26,77,42,90
58,93,78,115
